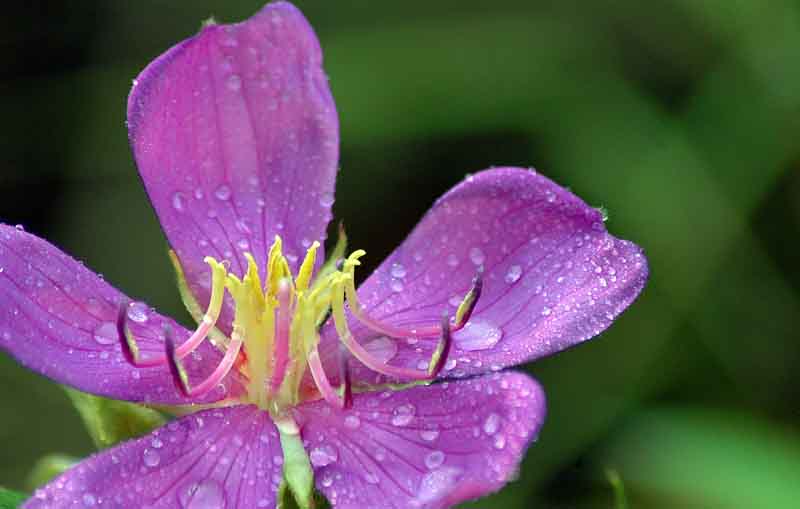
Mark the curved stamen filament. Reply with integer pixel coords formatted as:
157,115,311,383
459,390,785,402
120,257,228,367
166,325,244,398
307,345,347,409
340,251,483,339
331,275,453,380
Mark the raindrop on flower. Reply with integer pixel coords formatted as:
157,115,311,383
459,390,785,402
453,319,503,351
391,404,416,427
505,265,522,284
126,301,150,323
483,413,501,435
92,322,117,345
309,445,338,467
143,448,160,467
424,450,446,469
214,185,232,201
390,263,406,278
469,247,485,265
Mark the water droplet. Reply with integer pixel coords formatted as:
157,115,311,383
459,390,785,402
420,429,440,442
541,307,552,316
179,480,226,509
469,247,485,266
143,448,160,467
505,265,522,284
424,451,445,469
82,493,96,507
364,472,380,484
319,192,335,207
151,438,163,449
453,319,503,351
390,263,407,278
14,224,25,231
363,336,397,364
93,322,117,345
390,279,404,292
226,75,242,91
214,185,232,201
448,295,462,307
483,413,501,435
344,415,361,430
309,445,338,467
172,192,187,212
127,301,149,323
446,254,459,267
493,434,507,449
417,467,462,504
391,404,415,427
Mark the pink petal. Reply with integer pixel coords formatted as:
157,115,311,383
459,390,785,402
297,372,546,509
24,405,282,509
320,168,648,385
128,1,339,331
0,224,243,404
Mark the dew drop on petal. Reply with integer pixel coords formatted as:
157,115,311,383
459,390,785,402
82,493,96,507
172,192,186,212
143,448,160,467
453,319,503,351
469,247,485,266
344,415,361,430
417,467,462,504
319,192,335,207
179,480,226,509
505,265,522,284
362,336,398,364
446,254,459,268
93,322,117,345
420,429,440,442
424,451,445,470
127,301,150,323
390,263,407,278
309,445,338,467
391,404,416,427
390,279,404,293
483,413,501,435
214,185,232,201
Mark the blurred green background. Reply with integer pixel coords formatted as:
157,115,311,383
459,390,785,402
2,1,799,507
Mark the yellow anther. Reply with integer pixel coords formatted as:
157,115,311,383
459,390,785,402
295,241,320,293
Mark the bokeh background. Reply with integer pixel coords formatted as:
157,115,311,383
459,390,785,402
2,1,799,507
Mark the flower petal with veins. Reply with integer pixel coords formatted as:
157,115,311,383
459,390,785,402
0,224,243,404
298,372,546,509
317,168,648,386
24,406,282,509
128,1,339,333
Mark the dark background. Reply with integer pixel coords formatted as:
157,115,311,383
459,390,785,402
2,1,799,507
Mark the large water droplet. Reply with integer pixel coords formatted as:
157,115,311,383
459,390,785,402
391,404,415,427
483,413,501,435
424,450,445,469
390,263,407,278
93,322,117,345
469,247,485,266
363,336,397,364
127,301,150,323
453,319,503,351
309,445,338,467
179,480,226,509
505,265,522,284
143,448,160,467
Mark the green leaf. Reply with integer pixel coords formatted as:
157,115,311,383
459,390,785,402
0,487,27,509
278,430,315,509
64,387,166,449
26,454,78,490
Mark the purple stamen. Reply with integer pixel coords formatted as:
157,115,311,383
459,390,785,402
165,326,243,398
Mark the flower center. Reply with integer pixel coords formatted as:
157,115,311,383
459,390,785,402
120,235,483,417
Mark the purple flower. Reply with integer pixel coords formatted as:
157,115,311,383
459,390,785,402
0,2,648,508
